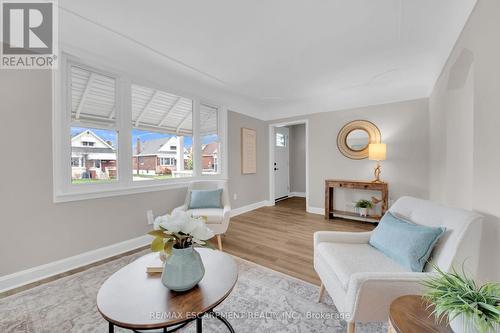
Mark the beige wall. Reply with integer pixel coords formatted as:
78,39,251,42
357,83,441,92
288,124,306,193
227,111,269,209
0,70,188,275
429,0,500,282
2,0,498,284
0,71,266,276
270,99,430,209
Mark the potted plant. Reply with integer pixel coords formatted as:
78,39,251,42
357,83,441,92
355,199,373,217
423,265,500,333
148,211,215,292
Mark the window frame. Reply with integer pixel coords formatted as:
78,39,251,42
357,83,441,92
71,157,83,168
159,157,176,167
130,82,195,181
53,53,227,203
276,132,286,147
199,102,224,177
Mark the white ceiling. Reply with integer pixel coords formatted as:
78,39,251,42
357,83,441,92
59,0,476,120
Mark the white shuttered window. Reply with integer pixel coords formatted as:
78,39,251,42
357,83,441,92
200,103,221,175
55,55,226,202
69,66,118,184
131,84,193,181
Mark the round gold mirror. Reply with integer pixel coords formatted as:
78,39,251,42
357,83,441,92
346,129,370,151
337,120,381,159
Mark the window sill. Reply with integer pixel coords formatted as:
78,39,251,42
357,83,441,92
53,176,227,203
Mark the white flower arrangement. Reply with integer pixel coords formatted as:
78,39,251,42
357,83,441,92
148,211,215,253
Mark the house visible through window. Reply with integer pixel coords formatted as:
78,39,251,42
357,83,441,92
200,103,221,175
70,128,117,183
131,84,193,181
56,56,226,201
70,65,118,184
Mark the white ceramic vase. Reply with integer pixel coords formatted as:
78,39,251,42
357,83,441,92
358,208,368,217
449,314,499,333
450,314,475,333
161,246,205,292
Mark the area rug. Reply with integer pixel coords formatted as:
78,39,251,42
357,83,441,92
0,250,386,332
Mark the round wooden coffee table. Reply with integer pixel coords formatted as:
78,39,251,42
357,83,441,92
388,295,452,333
97,248,238,332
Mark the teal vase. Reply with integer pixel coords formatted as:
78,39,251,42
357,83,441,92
161,246,205,292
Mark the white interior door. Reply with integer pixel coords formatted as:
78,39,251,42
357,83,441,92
274,127,290,200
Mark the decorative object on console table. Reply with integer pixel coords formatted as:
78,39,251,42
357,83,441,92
149,210,215,292
324,179,388,223
388,295,452,333
355,199,373,217
368,143,386,183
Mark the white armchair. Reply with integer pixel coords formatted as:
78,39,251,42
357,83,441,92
314,196,483,333
173,180,231,251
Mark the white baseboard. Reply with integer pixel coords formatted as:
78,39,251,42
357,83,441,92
289,192,306,198
307,206,325,215
0,235,152,293
230,200,273,217
1,200,287,294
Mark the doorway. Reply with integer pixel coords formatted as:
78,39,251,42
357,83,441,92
274,126,290,200
269,120,309,211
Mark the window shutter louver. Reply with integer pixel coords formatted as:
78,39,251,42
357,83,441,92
131,84,193,135
200,103,219,136
71,66,116,126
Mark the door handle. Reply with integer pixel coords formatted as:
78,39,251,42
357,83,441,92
274,168,279,171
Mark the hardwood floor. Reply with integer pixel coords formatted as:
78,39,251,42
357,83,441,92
2,197,373,298
221,197,375,285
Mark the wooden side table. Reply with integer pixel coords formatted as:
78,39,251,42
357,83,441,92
388,295,452,333
324,179,388,223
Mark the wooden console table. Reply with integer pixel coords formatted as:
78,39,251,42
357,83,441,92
325,179,388,223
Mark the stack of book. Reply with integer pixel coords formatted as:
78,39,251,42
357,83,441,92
146,253,164,274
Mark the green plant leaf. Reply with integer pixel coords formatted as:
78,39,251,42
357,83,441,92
355,199,373,208
148,230,169,238
422,262,500,332
163,240,173,255
478,302,500,315
151,237,164,252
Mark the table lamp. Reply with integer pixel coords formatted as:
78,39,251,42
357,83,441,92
368,143,386,183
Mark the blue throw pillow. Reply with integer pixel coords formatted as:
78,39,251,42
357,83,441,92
188,189,223,209
369,212,445,272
